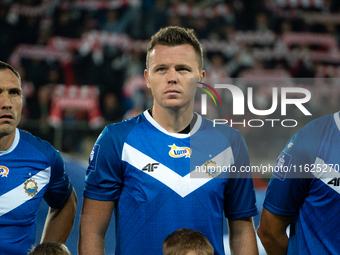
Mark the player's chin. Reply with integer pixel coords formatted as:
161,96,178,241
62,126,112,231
163,100,190,109
0,125,15,137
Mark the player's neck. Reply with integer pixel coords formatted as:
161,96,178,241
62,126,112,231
0,131,15,152
151,106,193,133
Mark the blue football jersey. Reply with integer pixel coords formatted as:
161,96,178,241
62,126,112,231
84,110,257,255
0,129,73,255
264,112,340,255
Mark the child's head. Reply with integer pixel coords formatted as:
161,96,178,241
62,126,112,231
163,228,214,255
28,242,71,255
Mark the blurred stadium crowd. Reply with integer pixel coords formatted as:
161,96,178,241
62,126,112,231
1,0,340,164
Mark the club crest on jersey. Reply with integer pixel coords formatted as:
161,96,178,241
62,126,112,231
0,166,9,177
24,178,38,197
204,160,220,177
168,144,191,158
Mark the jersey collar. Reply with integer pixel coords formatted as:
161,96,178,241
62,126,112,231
0,128,20,156
143,110,202,138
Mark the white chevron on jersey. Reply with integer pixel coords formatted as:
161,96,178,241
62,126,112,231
0,167,51,217
122,143,234,198
313,157,340,194
334,112,340,131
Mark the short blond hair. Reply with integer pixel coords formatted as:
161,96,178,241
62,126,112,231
146,26,203,70
163,228,214,255
28,242,71,255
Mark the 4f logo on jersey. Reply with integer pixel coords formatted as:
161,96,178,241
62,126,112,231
328,178,340,186
168,144,191,158
142,163,159,172
0,166,9,177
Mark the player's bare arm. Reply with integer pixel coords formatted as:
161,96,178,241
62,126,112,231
41,188,77,243
228,217,259,255
78,198,115,255
258,208,293,255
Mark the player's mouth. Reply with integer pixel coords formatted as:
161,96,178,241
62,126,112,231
165,89,180,95
0,113,14,121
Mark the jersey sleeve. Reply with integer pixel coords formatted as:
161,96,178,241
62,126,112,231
263,133,312,217
44,150,73,208
263,114,334,217
84,125,124,201
224,130,258,219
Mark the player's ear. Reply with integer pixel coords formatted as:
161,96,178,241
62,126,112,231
144,69,151,88
199,70,206,82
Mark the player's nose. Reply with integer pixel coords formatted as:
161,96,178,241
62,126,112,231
167,68,178,84
0,92,12,109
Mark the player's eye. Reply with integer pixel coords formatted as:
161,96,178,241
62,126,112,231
10,89,21,95
177,67,190,72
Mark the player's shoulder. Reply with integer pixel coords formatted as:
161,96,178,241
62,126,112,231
201,116,243,137
19,129,56,153
297,112,337,139
286,112,338,160
100,113,146,141
19,129,58,163
200,116,244,147
107,113,145,131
